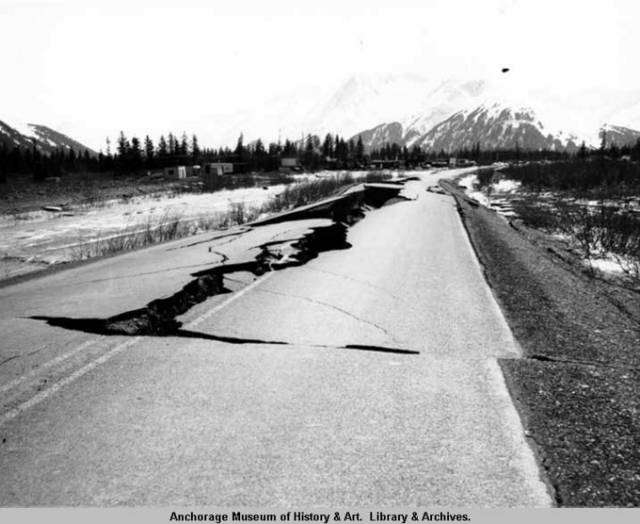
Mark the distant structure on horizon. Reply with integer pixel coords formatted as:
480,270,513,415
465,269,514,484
203,162,234,175
280,157,299,168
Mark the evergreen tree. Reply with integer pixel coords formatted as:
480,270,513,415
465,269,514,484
130,136,142,170
633,138,640,161
158,135,168,161
322,133,333,159
0,143,7,183
116,131,129,158
303,134,316,169
234,133,245,161
180,132,189,156
282,139,296,156
191,134,200,161
356,136,365,162
599,131,607,154
578,141,588,160
144,135,154,166
168,133,176,157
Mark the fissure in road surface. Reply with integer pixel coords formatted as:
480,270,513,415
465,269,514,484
30,184,412,348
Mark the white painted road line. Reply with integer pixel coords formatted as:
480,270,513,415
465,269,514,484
0,338,141,428
0,274,273,427
0,339,99,395
187,272,274,329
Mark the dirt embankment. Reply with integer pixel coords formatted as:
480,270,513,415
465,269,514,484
441,180,640,507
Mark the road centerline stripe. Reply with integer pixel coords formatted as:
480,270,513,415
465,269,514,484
0,274,273,427
0,339,99,395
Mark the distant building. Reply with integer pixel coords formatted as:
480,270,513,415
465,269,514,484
280,157,299,168
186,165,201,177
164,166,187,179
448,157,457,167
202,162,233,175
371,159,401,169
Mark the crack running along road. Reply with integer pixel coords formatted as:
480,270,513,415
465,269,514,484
0,170,551,506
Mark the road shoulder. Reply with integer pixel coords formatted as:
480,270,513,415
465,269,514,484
442,180,640,507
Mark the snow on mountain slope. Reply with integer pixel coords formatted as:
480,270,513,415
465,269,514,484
606,100,640,135
400,78,488,146
211,71,640,149
300,73,440,140
4,74,639,154
352,75,640,151
601,124,640,148
351,122,404,151
351,77,493,149
0,120,34,150
197,73,441,146
0,119,96,155
415,102,580,152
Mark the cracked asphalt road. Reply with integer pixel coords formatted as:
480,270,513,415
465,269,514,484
0,170,551,506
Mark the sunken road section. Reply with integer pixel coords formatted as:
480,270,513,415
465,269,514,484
32,183,411,344
441,179,640,507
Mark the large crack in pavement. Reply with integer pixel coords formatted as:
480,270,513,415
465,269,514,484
30,184,413,349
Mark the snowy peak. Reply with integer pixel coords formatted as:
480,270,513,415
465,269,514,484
301,73,439,139
600,124,640,148
350,76,640,152
4,74,640,154
400,78,489,141
415,102,581,152
0,119,96,155
351,122,404,151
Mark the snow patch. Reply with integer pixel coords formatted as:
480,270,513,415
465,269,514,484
10,121,38,139
589,256,625,275
493,179,521,193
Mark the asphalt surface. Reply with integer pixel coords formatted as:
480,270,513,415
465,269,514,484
0,170,551,506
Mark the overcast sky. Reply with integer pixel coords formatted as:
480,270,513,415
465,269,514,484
1,0,639,150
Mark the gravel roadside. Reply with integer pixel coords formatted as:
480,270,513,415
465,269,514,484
441,180,640,507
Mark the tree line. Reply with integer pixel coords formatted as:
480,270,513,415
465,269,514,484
2,129,640,183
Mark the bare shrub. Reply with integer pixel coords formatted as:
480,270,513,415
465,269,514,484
68,171,393,262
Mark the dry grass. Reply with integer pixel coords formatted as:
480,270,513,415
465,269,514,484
510,196,640,279
71,211,192,260
69,172,391,260
476,165,640,280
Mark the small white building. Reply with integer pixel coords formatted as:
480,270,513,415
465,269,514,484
203,162,233,175
164,166,187,179
280,157,299,168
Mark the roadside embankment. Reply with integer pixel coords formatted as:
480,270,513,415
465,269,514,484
0,172,393,284
441,179,640,507
32,182,409,338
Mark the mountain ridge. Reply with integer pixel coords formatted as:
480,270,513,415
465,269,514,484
0,119,96,155
3,74,640,155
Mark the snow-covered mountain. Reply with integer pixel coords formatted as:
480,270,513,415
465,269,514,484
349,76,640,152
202,72,640,153
3,74,640,154
197,73,444,146
601,124,640,148
0,119,96,155
415,103,582,152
